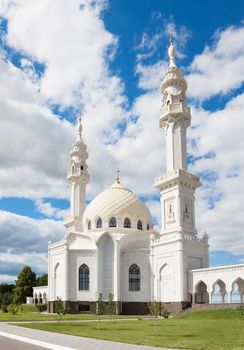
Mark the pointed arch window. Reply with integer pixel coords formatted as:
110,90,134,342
124,217,131,228
109,217,117,227
88,221,91,230
129,264,140,291
79,264,89,290
137,220,142,230
97,217,102,228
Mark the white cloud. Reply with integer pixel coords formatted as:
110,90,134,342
187,26,244,100
3,0,118,107
0,57,73,198
0,0,127,200
136,17,191,62
0,210,65,278
189,93,244,254
35,199,69,219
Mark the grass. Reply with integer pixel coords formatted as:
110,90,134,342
0,304,134,322
16,309,244,350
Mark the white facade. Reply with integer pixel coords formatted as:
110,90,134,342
46,37,244,314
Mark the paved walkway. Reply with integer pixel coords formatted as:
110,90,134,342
0,322,179,350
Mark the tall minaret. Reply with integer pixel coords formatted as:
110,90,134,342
154,35,201,235
64,116,89,233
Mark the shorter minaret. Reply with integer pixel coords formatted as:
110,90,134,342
64,116,89,233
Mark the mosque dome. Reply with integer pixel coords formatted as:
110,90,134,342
83,178,152,231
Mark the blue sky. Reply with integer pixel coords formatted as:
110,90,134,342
0,0,244,282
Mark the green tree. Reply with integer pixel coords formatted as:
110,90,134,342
148,300,161,336
96,293,105,329
13,266,36,304
54,297,66,321
106,291,116,321
36,274,48,286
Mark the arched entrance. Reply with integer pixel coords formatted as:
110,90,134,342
212,280,226,304
194,281,208,303
159,264,175,302
231,278,244,303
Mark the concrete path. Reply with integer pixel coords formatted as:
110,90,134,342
0,322,179,350
0,335,49,350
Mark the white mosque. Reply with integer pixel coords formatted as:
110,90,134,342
33,38,244,314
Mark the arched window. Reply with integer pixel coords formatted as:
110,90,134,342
88,221,91,230
124,217,131,228
79,264,89,290
137,220,142,230
129,264,140,291
97,217,102,228
109,217,117,227
147,224,150,230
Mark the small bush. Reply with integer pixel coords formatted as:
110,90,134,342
54,298,66,321
237,305,244,316
35,304,47,314
8,303,19,315
161,303,170,318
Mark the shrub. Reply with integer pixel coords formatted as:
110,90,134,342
8,303,19,315
106,292,116,321
96,293,105,329
54,298,66,321
161,303,170,318
148,300,161,336
35,304,47,314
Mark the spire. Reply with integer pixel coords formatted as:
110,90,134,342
168,32,176,67
116,168,120,183
77,115,82,142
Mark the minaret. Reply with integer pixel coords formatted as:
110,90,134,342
154,35,201,235
64,116,89,233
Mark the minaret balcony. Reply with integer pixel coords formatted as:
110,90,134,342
154,168,201,191
160,103,191,128
67,168,88,181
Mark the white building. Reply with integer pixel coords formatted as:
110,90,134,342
35,37,244,314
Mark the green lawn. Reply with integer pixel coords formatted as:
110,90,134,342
16,309,244,350
0,304,134,322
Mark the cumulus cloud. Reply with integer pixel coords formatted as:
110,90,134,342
187,26,244,100
35,199,69,219
0,210,65,280
136,16,191,62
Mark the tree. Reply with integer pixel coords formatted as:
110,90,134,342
36,274,48,286
54,297,66,321
96,293,105,329
106,291,116,321
13,266,36,304
148,300,161,336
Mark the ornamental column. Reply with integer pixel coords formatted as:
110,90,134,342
63,237,69,302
